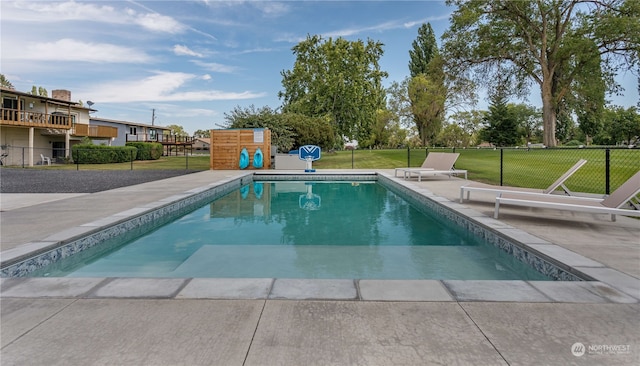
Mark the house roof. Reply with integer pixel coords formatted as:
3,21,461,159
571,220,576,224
0,87,96,111
90,117,172,131
195,137,211,144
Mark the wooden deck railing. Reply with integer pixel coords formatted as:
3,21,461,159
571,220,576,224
0,108,72,129
73,124,118,138
126,134,194,144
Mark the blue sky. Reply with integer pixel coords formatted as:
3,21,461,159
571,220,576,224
2,1,637,135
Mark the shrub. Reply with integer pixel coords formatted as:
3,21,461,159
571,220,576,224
72,144,137,164
564,140,584,147
126,142,163,160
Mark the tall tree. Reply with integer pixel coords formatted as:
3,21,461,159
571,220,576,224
443,0,640,147
407,23,446,146
409,23,438,77
408,57,447,146
279,35,387,143
480,87,519,146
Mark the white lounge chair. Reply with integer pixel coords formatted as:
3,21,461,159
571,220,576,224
493,170,640,221
40,154,52,166
394,152,467,181
460,159,588,203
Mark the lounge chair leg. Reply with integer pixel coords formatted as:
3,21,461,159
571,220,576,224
494,200,501,219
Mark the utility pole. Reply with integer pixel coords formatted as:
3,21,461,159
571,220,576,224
151,109,156,126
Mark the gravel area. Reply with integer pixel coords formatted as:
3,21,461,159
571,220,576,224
0,168,199,193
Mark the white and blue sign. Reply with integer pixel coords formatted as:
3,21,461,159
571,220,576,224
298,145,321,161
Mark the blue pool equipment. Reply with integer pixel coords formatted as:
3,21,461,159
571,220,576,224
298,145,321,172
253,182,264,199
239,147,249,169
253,148,264,168
299,183,321,210
240,184,250,199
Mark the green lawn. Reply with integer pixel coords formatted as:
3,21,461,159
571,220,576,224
315,148,639,194
30,148,639,195
37,155,211,171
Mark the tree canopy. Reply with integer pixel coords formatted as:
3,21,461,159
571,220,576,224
442,0,640,147
409,23,439,78
224,105,335,152
0,74,14,89
279,35,387,143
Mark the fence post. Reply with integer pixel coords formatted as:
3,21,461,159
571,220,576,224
351,149,354,169
605,148,611,195
407,146,410,167
425,147,428,157
186,151,189,170
500,148,504,186
130,149,134,171
76,149,80,171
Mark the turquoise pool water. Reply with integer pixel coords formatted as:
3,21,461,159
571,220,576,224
33,181,550,280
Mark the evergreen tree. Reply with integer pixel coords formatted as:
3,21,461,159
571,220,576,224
480,88,519,146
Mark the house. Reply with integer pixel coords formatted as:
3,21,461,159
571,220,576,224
0,88,117,166
192,137,210,152
89,117,171,147
89,117,194,156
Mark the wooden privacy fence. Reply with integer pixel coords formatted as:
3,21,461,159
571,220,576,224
210,128,271,170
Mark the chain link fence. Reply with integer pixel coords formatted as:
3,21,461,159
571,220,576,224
427,147,640,195
0,145,197,170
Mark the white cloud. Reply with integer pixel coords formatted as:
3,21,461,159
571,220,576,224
83,72,265,103
15,39,151,63
403,14,451,28
192,60,238,73
202,74,212,80
173,45,204,57
3,0,186,34
134,12,185,33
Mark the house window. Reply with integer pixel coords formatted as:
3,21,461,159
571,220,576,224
52,142,65,159
2,97,19,121
2,97,18,109
129,127,137,135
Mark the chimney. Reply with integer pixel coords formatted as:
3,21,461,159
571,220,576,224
52,89,71,102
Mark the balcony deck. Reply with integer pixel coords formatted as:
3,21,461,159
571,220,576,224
73,124,118,139
1,108,71,129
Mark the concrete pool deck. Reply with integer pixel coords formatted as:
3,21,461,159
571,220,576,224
1,169,638,365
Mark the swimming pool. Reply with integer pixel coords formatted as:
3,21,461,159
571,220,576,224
1,173,588,281
25,179,551,280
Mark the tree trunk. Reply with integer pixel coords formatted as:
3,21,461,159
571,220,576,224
541,84,557,147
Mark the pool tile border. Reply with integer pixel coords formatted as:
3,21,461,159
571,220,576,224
1,277,635,303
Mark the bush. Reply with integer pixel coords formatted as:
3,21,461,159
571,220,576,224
564,140,584,147
72,144,137,164
126,142,163,160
